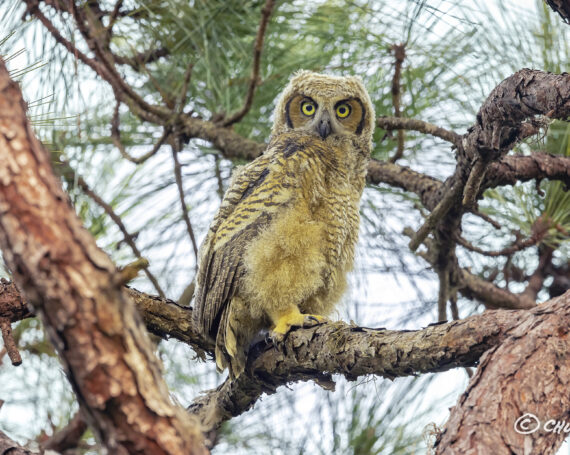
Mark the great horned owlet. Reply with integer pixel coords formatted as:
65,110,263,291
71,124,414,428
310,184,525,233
193,70,375,378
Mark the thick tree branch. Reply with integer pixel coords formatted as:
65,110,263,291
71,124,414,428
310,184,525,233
485,152,570,189
435,290,570,454
367,152,570,209
461,69,569,187
3,276,567,442
188,295,555,434
0,59,206,455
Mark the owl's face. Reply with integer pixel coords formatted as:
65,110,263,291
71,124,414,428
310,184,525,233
272,71,375,150
284,94,366,140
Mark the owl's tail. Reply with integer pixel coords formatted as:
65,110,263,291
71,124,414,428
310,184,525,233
215,304,247,379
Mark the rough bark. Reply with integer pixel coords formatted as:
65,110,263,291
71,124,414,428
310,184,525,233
0,59,207,455
435,290,570,454
188,309,524,434
484,152,570,189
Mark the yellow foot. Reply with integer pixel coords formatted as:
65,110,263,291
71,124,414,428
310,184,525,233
270,308,329,342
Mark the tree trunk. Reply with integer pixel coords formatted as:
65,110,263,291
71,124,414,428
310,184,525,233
0,59,207,455
435,290,570,454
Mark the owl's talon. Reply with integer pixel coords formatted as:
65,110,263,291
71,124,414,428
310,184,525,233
269,330,286,344
303,315,328,327
269,309,329,344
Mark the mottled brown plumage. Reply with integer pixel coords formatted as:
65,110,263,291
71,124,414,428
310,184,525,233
193,71,375,378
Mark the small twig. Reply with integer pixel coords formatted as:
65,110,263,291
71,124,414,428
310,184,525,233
56,158,166,297
214,155,225,201
437,268,449,322
389,43,406,163
27,0,168,126
106,0,124,34
177,61,195,114
409,181,463,251
172,147,199,265
113,47,170,70
520,246,553,302
66,1,170,120
117,258,150,285
141,64,176,108
0,318,21,366
457,214,551,257
377,116,462,148
178,277,196,308
468,209,502,230
462,158,487,207
450,294,459,320
111,101,170,164
23,0,112,81
456,233,541,257
223,0,275,126
42,410,88,453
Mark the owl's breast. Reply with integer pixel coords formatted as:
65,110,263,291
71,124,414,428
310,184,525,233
315,185,360,270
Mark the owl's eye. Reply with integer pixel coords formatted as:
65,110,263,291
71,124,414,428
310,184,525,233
301,101,316,116
336,103,351,118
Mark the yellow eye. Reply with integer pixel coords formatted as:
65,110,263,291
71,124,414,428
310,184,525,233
336,103,351,118
301,101,316,116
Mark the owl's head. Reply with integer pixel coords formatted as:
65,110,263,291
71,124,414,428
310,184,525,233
272,70,375,152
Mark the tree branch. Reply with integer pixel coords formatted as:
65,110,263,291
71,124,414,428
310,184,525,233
484,152,570,189
54,154,166,297
222,0,275,126
113,47,170,70
377,116,462,148
3,274,567,442
188,293,565,434
388,43,406,162
41,410,88,453
410,69,570,249
172,146,199,264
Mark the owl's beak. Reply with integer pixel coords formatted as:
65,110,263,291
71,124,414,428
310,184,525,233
316,111,332,139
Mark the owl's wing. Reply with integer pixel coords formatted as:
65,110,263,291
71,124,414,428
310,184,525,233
193,151,276,341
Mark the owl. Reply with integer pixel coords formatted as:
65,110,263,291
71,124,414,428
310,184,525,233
193,70,375,378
